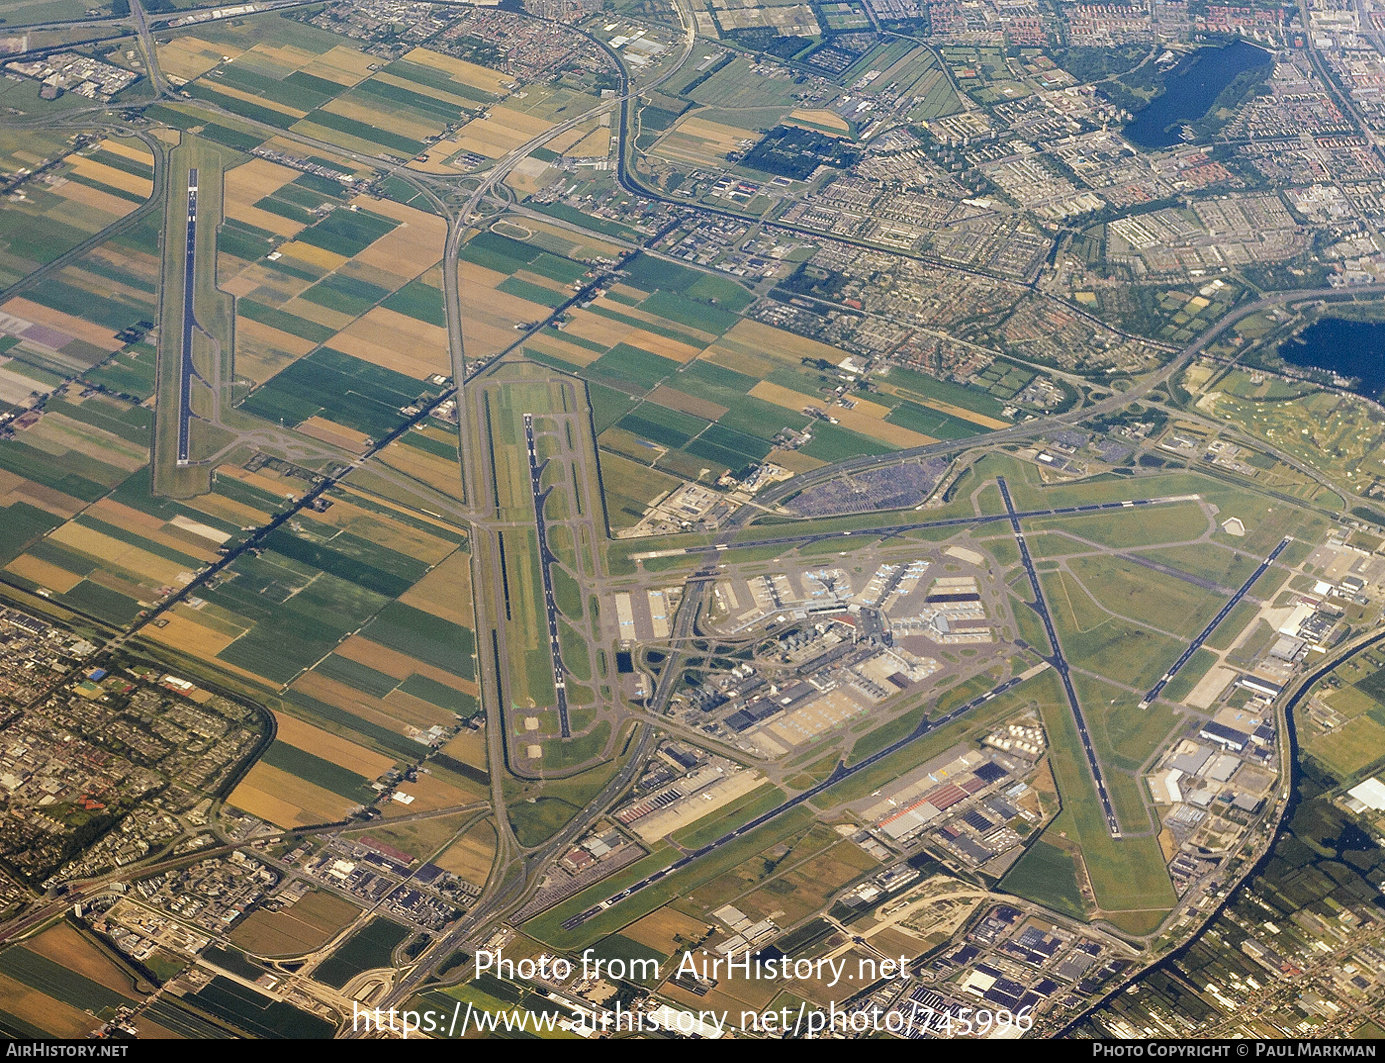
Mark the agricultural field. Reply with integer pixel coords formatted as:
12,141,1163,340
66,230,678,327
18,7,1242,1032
312,917,411,989
460,242,1003,502
160,13,511,164
0,933,143,1039
0,133,155,290
230,891,362,957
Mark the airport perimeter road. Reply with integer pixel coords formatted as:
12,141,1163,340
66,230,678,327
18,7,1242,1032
176,168,198,467
998,476,1123,838
523,413,571,738
1140,535,1294,706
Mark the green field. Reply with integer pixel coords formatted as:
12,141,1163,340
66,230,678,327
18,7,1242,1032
1001,841,1087,919
313,918,410,989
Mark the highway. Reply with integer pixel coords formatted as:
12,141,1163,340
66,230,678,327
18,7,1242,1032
998,476,1122,838
560,667,1042,930
176,168,197,467
1140,535,1294,706
523,413,571,738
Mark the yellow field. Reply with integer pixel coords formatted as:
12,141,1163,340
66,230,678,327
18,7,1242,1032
453,107,554,157
770,447,828,473
623,907,714,954
6,554,83,592
291,670,454,733
338,484,463,538
402,46,513,94
223,158,306,236
219,464,303,499
350,198,447,276
2,298,124,351
908,391,1011,430
231,891,361,956
275,240,348,272
647,385,728,421
28,924,139,998
52,178,140,219
413,137,475,173
297,44,376,85
275,712,396,778
435,820,496,884
234,317,317,383
321,97,440,142
524,335,602,368
0,972,101,1038
563,309,703,362
184,490,274,528
525,221,625,261
458,262,550,359
203,80,306,120
98,137,153,165
329,636,423,680
787,108,851,133
397,549,472,624
374,436,465,495
543,126,593,154
504,158,555,196
276,295,355,333
385,770,479,815
230,761,358,827
156,35,240,81
91,504,220,562
439,728,487,771
381,689,462,731
310,498,458,565
330,306,448,379
594,295,719,342
0,468,83,518
247,42,322,71
655,116,755,166
566,128,610,158
143,610,239,657
50,523,190,586
295,416,371,454
763,383,935,448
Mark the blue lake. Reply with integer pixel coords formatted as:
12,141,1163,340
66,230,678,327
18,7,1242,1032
1279,317,1385,400
1123,40,1273,150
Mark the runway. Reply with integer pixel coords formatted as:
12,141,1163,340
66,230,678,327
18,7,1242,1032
559,670,1036,930
998,476,1122,838
524,413,571,738
176,168,197,467
1140,536,1293,706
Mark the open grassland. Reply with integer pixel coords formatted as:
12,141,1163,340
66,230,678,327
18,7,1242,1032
230,891,362,957
436,819,497,885
1031,675,1176,923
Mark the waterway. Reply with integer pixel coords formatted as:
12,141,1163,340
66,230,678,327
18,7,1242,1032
1123,39,1273,150
1279,316,1385,400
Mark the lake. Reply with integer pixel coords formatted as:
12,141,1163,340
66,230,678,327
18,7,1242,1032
1123,40,1273,150
1279,317,1385,400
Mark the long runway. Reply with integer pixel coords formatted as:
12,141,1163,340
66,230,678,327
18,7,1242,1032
640,494,1202,558
1140,535,1293,706
998,477,1122,838
524,413,571,738
176,168,197,467
559,669,1038,930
